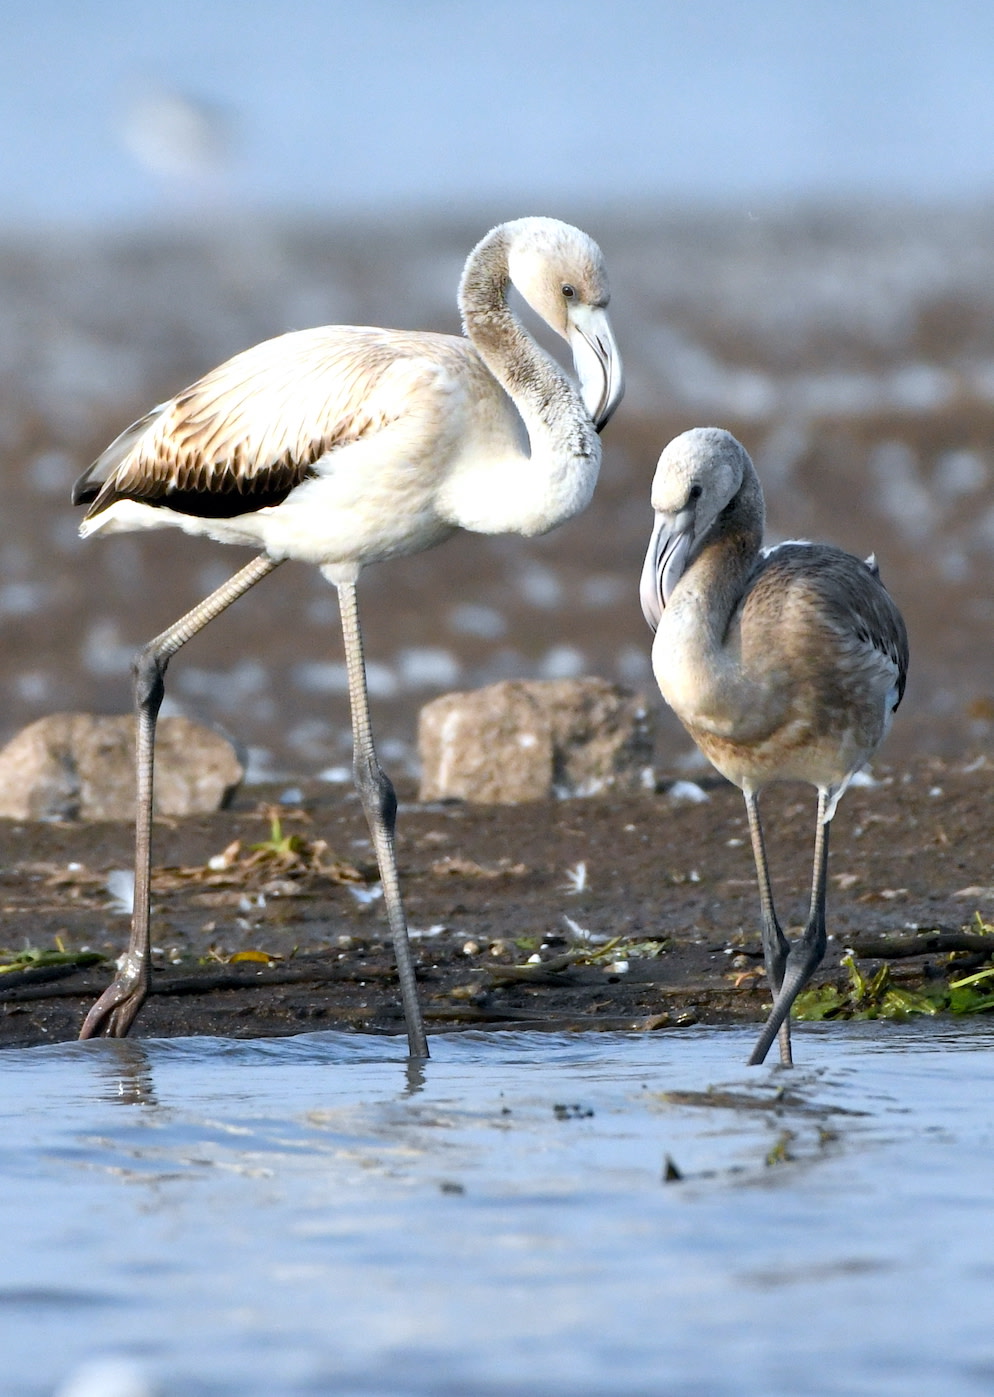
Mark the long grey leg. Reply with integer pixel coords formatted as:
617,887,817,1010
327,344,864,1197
80,553,281,1039
748,788,832,1067
743,791,792,1065
337,582,428,1058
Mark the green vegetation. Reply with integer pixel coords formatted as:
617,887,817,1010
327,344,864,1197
249,814,306,862
794,942,994,1022
946,965,994,1013
572,935,666,965
0,942,104,975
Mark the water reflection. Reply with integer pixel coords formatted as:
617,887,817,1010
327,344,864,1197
96,1040,159,1108
403,1054,427,1097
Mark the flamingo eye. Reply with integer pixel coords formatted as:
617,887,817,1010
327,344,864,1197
561,284,576,299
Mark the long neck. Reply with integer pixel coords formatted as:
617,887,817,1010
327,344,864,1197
655,465,765,724
685,467,765,645
454,227,600,536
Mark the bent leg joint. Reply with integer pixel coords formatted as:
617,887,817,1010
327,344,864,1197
133,645,169,716
353,751,397,832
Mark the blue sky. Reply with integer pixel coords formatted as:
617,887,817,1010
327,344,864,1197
4,0,994,227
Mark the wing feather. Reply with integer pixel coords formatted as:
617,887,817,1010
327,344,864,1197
75,326,471,521
745,544,909,711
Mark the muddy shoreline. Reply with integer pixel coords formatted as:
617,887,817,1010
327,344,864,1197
1,752,991,1050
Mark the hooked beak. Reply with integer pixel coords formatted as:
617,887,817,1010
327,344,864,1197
639,504,697,632
567,304,624,431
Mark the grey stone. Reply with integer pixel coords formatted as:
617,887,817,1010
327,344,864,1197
417,677,653,804
0,714,243,821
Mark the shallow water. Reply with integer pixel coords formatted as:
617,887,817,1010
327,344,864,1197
3,1023,994,1397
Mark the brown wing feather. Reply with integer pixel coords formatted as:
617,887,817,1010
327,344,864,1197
75,326,471,521
746,544,909,710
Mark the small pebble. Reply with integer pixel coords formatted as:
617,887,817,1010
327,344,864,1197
668,780,709,804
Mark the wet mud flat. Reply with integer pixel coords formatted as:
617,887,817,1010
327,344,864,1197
1,752,991,1049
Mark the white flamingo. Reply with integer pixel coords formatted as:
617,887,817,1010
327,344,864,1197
74,216,624,1056
640,427,908,1066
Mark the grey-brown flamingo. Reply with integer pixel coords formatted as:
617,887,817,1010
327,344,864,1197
639,427,907,1065
73,216,624,1056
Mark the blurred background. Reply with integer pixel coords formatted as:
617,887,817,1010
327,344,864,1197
2,0,994,780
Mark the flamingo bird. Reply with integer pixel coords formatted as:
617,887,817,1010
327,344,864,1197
639,428,908,1066
73,216,624,1057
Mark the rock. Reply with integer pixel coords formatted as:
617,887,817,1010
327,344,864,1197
0,714,243,821
417,677,653,804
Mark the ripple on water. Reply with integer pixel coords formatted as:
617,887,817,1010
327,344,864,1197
1,1022,993,1397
